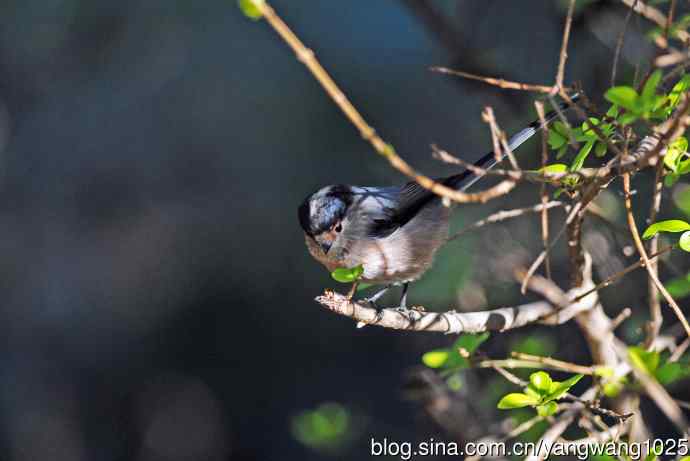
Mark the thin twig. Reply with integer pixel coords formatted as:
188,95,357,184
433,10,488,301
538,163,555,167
622,173,690,339
477,359,582,373
430,67,556,93
668,336,690,362
571,245,674,303
510,352,594,375
609,308,633,332
614,338,689,433
536,101,552,279
501,414,546,441
483,106,518,168
447,201,564,242
644,161,665,349
521,202,583,294
554,0,577,92
620,0,690,44
611,1,636,86
249,0,517,205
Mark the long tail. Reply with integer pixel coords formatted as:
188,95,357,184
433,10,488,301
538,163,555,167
443,94,580,192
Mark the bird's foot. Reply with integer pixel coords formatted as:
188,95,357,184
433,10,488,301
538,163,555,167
362,298,384,323
358,285,391,323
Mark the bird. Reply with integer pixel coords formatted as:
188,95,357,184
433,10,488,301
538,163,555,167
298,97,578,311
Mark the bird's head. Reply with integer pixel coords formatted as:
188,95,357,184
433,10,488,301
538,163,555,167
298,185,352,254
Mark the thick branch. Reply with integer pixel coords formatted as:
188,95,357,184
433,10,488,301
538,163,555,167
315,274,598,334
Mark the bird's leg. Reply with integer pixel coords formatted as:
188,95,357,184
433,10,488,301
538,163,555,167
362,285,391,323
346,281,359,300
396,282,409,312
363,285,390,308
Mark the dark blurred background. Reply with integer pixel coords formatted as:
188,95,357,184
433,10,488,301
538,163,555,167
0,0,689,459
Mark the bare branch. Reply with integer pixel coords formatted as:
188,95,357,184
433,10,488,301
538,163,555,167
554,0,577,91
447,201,564,242
622,173,690,339
314,282,598,334
620,0,690,44
644,161,665,348
614,339,689,433
249,0,524,206
430,67,555,93
612,1,636,86
536,101,553,279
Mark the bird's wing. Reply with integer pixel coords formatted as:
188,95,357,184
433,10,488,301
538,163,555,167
367,96,579,237
366,180,443,238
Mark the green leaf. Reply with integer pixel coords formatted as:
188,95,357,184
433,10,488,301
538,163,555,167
238,0,264,19
581,117,600,138
446,373,463,391
663,136,688,172
642,219,690,239
665,272,690,299
539,163,568,174
594,141,607,157
556,145,568,159
524,386,542,399
536,401,558,417
331,265,364,283
594,366,614,378
543,374,583,402
548,125,568,150
619,112,640,125
529,371,553,393
570,140,594,171
291,402,351,450
655,361,690,385
356,283,373,292
650,94,668,112
629,346,660,374
674,185,690,215
606,105,619,118
422,350,449,368
668,75,690,111
680,231,690,252
641,70,663,104
605,86,639,111
453,332,490,356
511,334,556,357
603,380,625,397
665,172,680,187
497,392,540,409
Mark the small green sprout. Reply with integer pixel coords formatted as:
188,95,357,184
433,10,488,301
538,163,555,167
238,0,264,19
331,265,364,283
547,106,618,174
497,371,583,417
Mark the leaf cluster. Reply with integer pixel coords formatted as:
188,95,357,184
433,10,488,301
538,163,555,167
497,371,583,417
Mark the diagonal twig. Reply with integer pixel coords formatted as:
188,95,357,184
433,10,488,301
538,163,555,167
622,173,690,339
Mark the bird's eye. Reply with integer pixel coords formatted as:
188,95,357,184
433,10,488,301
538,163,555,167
334,223,342,233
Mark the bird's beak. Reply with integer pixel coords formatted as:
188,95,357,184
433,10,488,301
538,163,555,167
315,233,335,254
320,240,332,254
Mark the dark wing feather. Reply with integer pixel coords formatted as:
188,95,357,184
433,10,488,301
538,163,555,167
367,96,578,238
367,178,447,238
